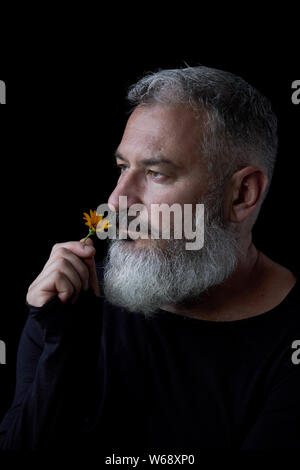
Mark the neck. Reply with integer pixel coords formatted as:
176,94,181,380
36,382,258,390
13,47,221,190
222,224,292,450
161,238,266,321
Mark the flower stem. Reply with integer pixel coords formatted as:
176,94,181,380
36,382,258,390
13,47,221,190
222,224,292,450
82,228,95,244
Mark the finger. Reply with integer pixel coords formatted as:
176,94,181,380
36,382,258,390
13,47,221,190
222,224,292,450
30,270,75,305
51,241,96,259
41,249,90,290
80,238,100,296
54,272,76,304
79,237,94,246
28,240,97,300
38,258,84,298
30,255,86,293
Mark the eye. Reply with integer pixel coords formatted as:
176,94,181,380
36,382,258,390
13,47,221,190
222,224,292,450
148,170,165,180
116,163,129,174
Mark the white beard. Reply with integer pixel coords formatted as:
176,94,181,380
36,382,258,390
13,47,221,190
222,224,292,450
103,195,239,318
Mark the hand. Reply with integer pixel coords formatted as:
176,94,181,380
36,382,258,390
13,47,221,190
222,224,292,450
26,238,100,307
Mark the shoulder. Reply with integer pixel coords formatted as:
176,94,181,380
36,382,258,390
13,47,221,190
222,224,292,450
258,252,298,313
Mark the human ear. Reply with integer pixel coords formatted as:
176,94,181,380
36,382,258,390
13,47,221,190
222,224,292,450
225,166,268,223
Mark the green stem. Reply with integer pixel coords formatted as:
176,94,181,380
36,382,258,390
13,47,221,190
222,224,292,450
82,228,95,244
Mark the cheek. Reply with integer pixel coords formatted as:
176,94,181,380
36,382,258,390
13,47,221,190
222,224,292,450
144,182,202,208
142,187,198,234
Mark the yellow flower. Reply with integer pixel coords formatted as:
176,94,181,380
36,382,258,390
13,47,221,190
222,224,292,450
82,209,111,243
83,209,104,231
96,218,112,233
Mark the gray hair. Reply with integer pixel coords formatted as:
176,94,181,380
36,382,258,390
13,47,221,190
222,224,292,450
127,66,278,211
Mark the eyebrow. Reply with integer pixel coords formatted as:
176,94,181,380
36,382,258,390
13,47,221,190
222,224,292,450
114,150,178,168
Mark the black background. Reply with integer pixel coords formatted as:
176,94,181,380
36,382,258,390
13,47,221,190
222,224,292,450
0,21,299,459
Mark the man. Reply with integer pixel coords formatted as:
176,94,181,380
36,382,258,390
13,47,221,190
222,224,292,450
0,66,299,452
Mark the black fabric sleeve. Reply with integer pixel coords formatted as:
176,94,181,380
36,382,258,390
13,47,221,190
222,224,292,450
0,289,103,450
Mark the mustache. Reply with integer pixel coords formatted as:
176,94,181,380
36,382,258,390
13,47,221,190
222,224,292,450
114,211,200,239
115,212,153,235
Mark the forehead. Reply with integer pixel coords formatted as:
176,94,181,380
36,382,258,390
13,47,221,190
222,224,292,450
118,104,204,166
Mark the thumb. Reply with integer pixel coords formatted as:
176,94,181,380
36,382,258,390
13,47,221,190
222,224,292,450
80,238,101,297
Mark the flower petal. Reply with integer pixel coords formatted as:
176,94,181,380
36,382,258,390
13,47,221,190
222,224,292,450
83,213,91,223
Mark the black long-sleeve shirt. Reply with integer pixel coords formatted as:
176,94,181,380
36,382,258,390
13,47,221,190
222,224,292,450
0,266,300,452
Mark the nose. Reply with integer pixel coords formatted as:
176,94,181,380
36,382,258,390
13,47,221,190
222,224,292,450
108,171,142,212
